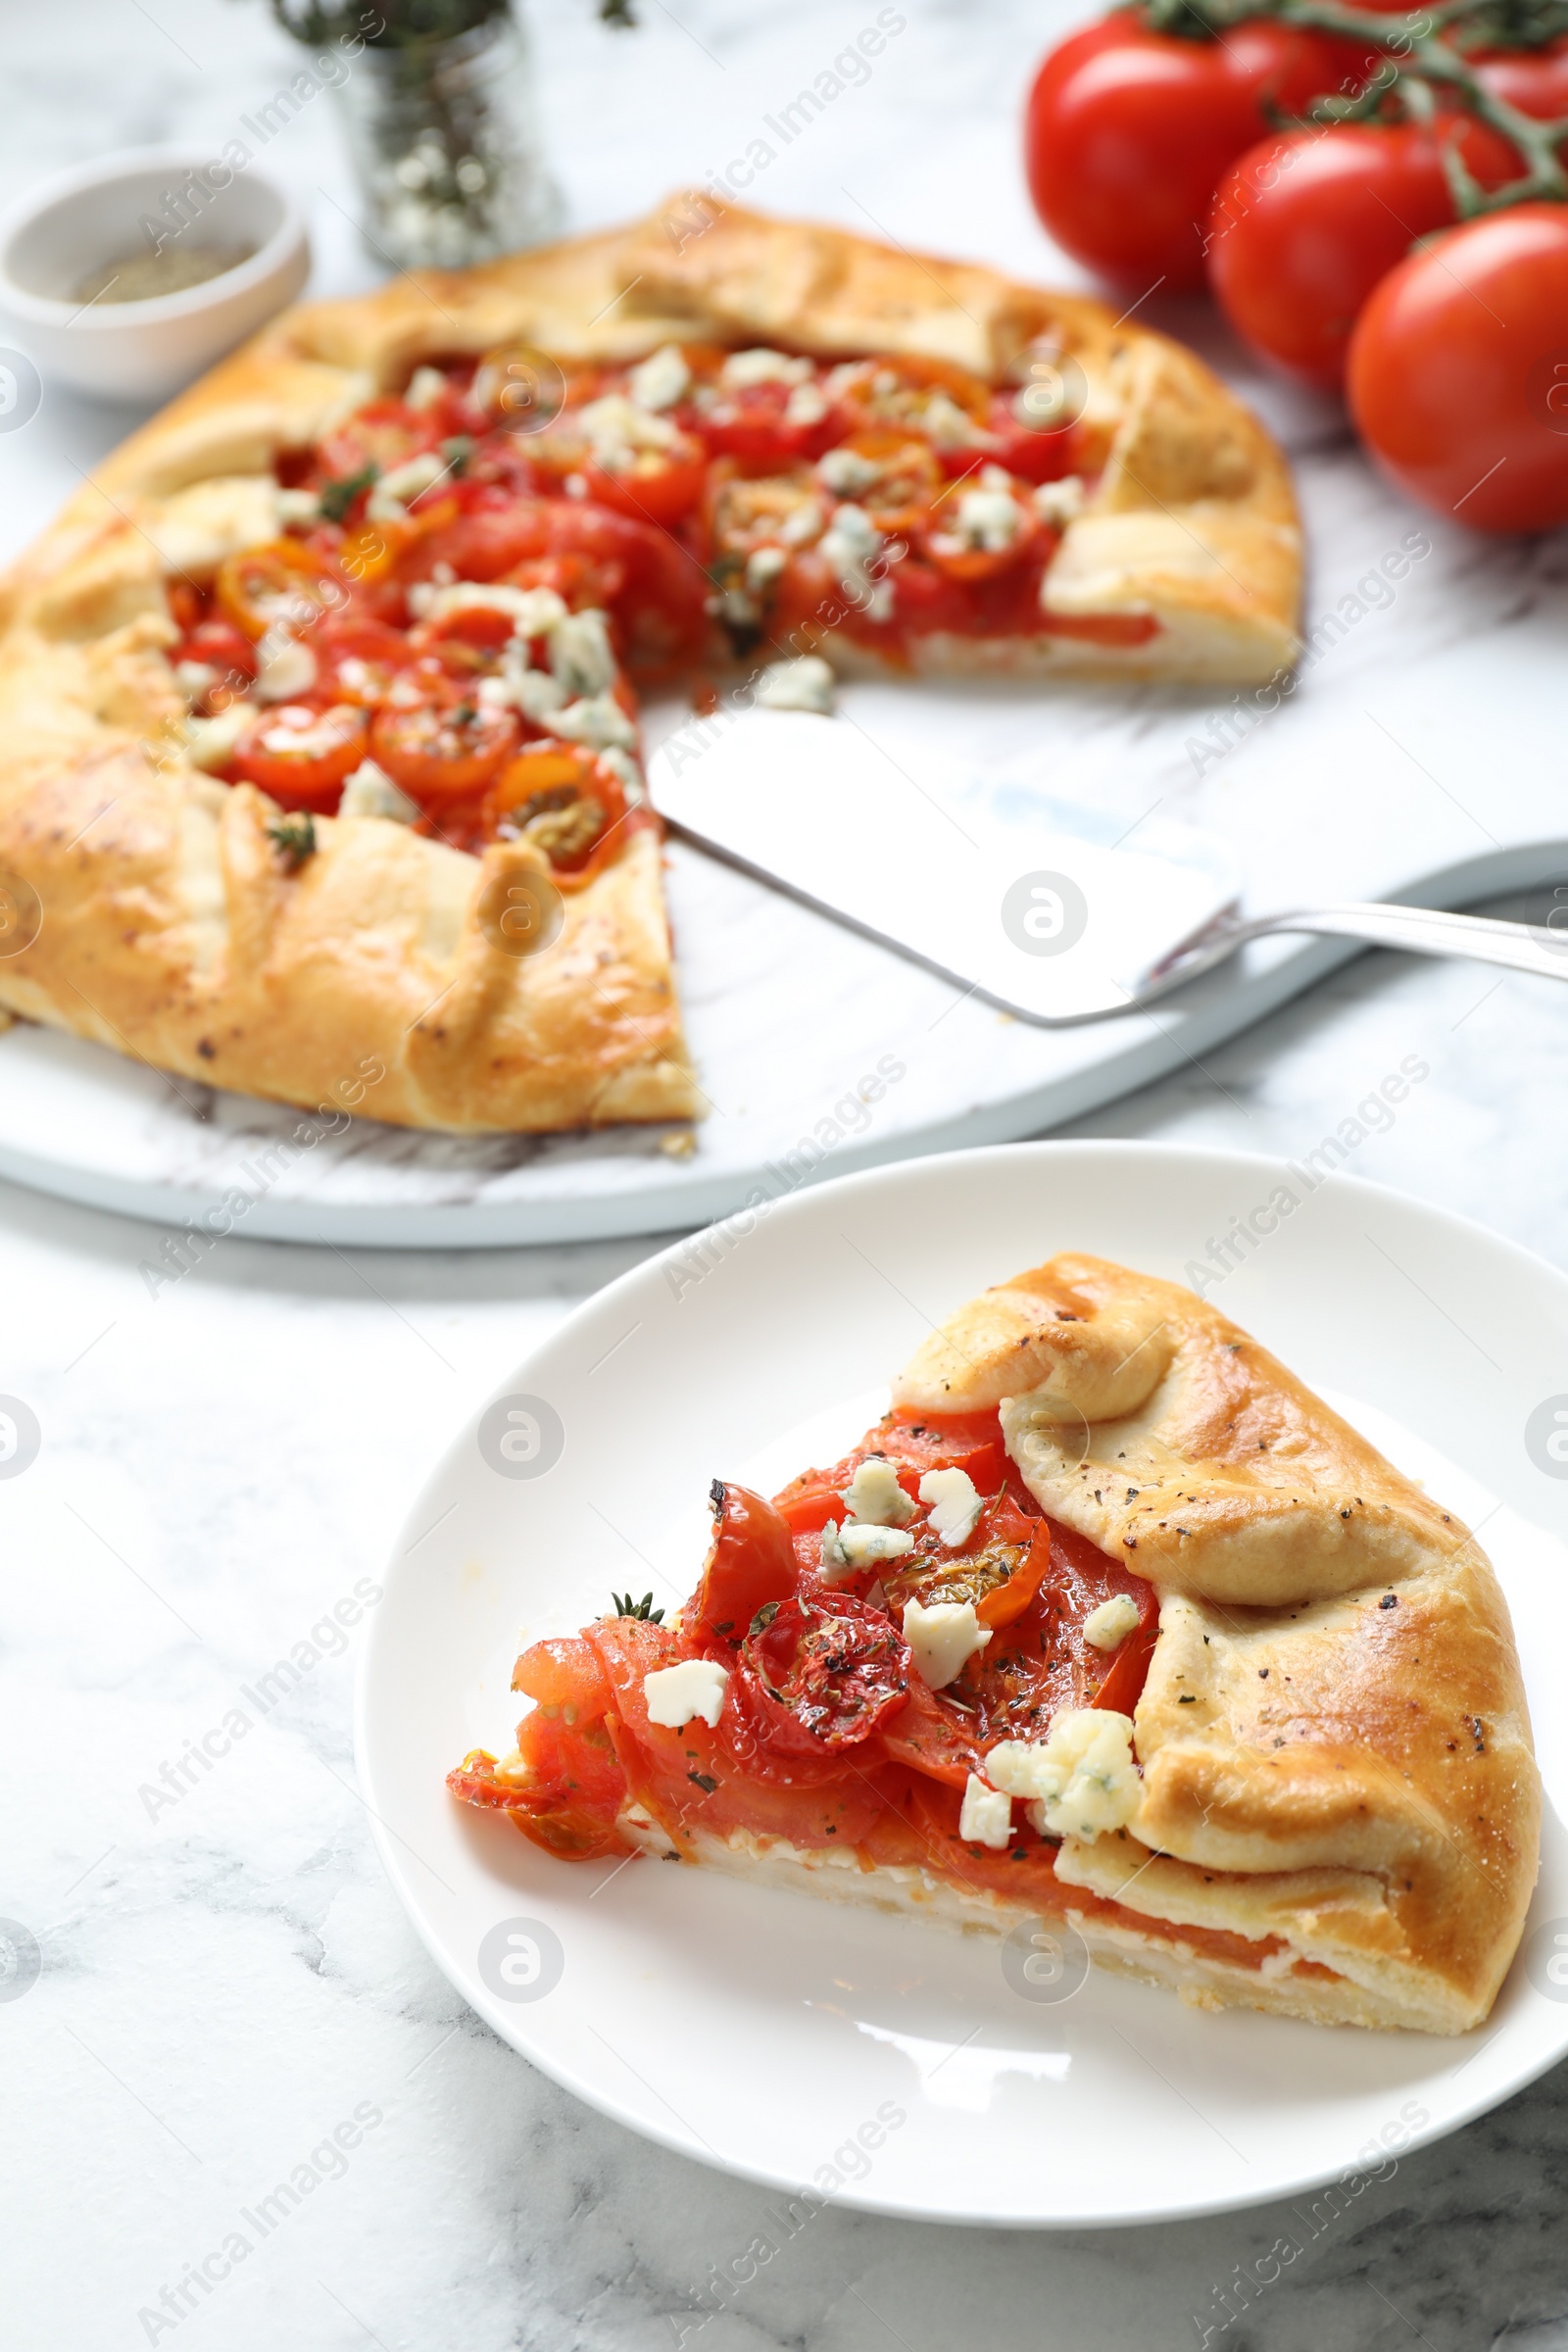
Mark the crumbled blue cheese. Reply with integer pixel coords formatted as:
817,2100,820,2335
820,503,893,619
959,1771,1012,1849
745,545,788,597
577,392,682,474
777,498,824,548
643,1657,729,1730
841,1522,916,1567
954,476,1023,554
628,344,691,413
406,365,449,412
498,650,569,725
986,1709,1140,1841
550,609,617,698
257,705,359,760
183,701,253,771
275,486,320,526
597,745,645,803
338,760,420,823
720,348,813,391
839,1457,914,1527
785,380,829,427
755,655,835,715
921,388,987,450
917,1466,984,1546
173,660,220,701
817,446,880,498
902,1597,991,1690
415,580,567,638
252,631,318,704
368,450,449,520
554,693,637,753
1033,475,1088,528
1082,1592,1141,1651
820,1519,850,1577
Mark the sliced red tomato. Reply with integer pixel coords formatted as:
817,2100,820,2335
175,617,257,689
369,687,520,802
733,1591,911,1758
313,616,414,706
985,396,1079,485
512,1633,613,1716
447,1714,628,1859
686,1482,799,1648
1347,201,1568,533
1024,10,1378,289
878,1673,984,1789
698,381,838,472
230,702,368,811
411,486,573,585
317,395,438,482
578,446,709,528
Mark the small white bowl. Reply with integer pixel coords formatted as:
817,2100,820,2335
0,145,310,405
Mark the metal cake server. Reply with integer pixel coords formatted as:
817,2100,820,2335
648,710,1568,1028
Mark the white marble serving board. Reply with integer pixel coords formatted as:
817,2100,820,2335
0,612,1562,1247
1,25,1565,1249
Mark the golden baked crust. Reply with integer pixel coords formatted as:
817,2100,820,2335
0,198,1299,1128
893,1253,1540,2033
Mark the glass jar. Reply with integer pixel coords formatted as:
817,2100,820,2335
330,8,564,271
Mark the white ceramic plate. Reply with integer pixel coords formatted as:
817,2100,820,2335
357,1141,1568,2227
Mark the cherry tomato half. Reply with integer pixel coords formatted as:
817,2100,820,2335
1347,202,1568,533
313,616,414,706
1024,10,1377,289
230,702,368,811
176,617,257,689
578,445,709,529
484,741,628,874
369,687,521,802
217,540,347,642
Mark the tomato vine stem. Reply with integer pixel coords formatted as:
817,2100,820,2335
1141,0,1568,215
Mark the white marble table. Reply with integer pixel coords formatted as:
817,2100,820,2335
4,2,1568,2345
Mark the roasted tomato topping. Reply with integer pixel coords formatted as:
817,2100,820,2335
450,1403,1162,1873
733,1591,911,1754
687,1482,799,1648
369,686,520,802
230,702,368,810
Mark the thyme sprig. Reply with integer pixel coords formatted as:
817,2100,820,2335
610,1590,663,1622
1142,0,1568,216
268,811,318,869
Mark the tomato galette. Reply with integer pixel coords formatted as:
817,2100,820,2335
0,198,1300,1132
453,1253,1538,2034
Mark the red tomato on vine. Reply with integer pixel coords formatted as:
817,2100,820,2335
1206,116,1525,386
1023,9,1376,287
1347,202,1568,532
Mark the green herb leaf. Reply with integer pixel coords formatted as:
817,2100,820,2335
610,1590,663,1623
318,463,377,523
267,812,317,870
440,434,474,476
748,1600,779,1639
